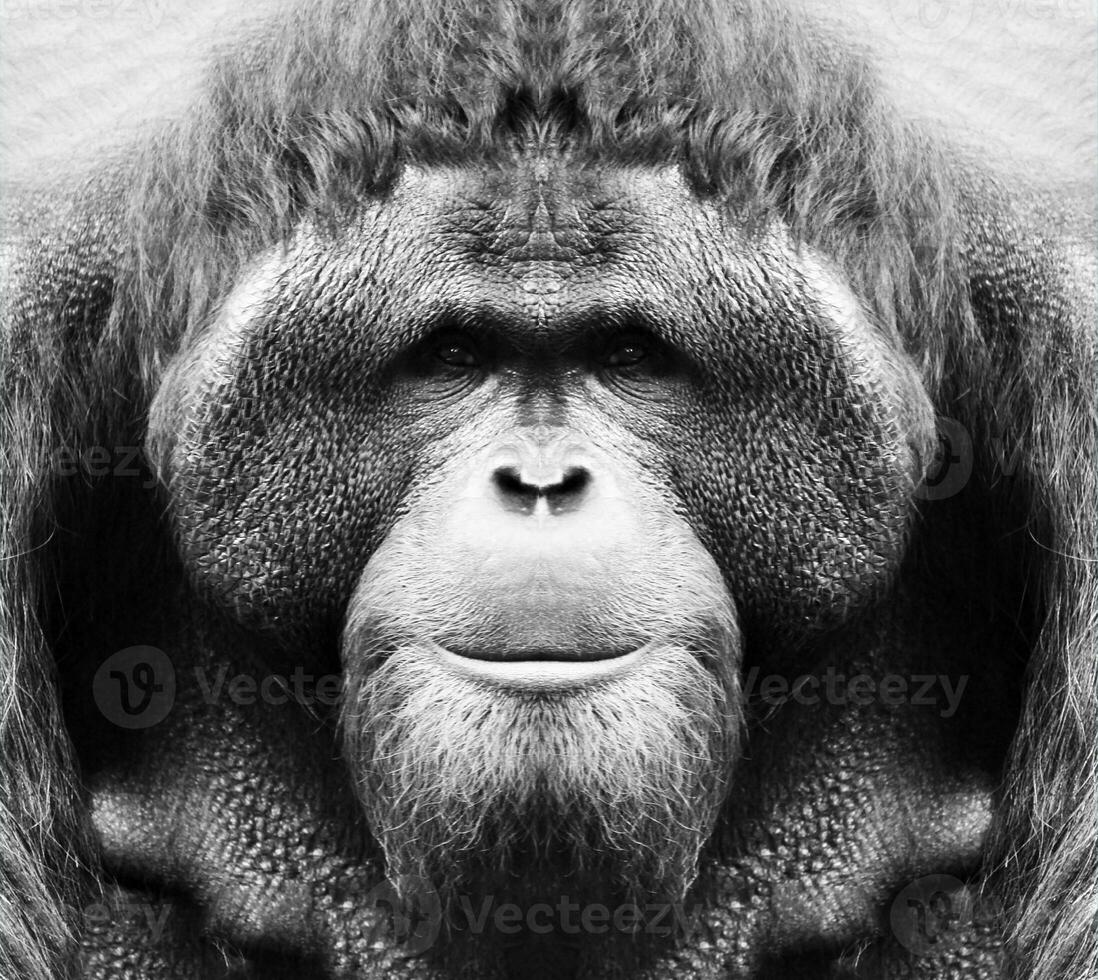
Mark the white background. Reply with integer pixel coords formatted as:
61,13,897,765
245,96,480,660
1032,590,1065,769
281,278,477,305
1,0,1095,183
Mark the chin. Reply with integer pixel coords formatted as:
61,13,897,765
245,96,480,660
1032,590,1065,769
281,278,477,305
340,631,741,914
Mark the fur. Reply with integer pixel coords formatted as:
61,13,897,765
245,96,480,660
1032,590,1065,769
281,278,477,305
1,2,1094,978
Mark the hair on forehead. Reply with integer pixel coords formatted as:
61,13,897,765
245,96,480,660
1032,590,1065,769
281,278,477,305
125,0,964,364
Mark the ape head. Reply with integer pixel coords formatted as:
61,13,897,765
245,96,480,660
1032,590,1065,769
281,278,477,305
146,159,933,912
4,1,1092,977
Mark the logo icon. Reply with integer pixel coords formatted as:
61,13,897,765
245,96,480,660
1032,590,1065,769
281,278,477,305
93,645,175,729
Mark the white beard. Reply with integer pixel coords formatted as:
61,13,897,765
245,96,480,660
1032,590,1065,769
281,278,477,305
341,634,741,910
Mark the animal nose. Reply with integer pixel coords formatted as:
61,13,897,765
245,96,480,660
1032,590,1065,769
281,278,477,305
492,464,592,515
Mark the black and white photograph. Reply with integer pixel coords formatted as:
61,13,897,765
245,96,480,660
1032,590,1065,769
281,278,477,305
2,1,1095,977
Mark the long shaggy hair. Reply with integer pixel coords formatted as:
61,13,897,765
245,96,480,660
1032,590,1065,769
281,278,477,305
2,2,1094,978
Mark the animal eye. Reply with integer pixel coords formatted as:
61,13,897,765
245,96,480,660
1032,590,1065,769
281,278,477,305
435,338,480,369
604,342,649,368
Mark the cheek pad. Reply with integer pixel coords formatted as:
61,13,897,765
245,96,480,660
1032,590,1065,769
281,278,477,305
150,326,406,636
156,346,927,640
673,328,934,637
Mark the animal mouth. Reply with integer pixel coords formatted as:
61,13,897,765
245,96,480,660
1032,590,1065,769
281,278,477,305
446,645,636,663
433,644,650,691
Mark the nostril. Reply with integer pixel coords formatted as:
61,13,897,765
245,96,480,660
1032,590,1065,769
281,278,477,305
492,466,539,513
540,465,590,515
491,465,592,514
551,467,590,501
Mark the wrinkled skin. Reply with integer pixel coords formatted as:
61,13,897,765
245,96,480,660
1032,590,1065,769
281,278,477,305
4,0,1096,973
36,159,1025,979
